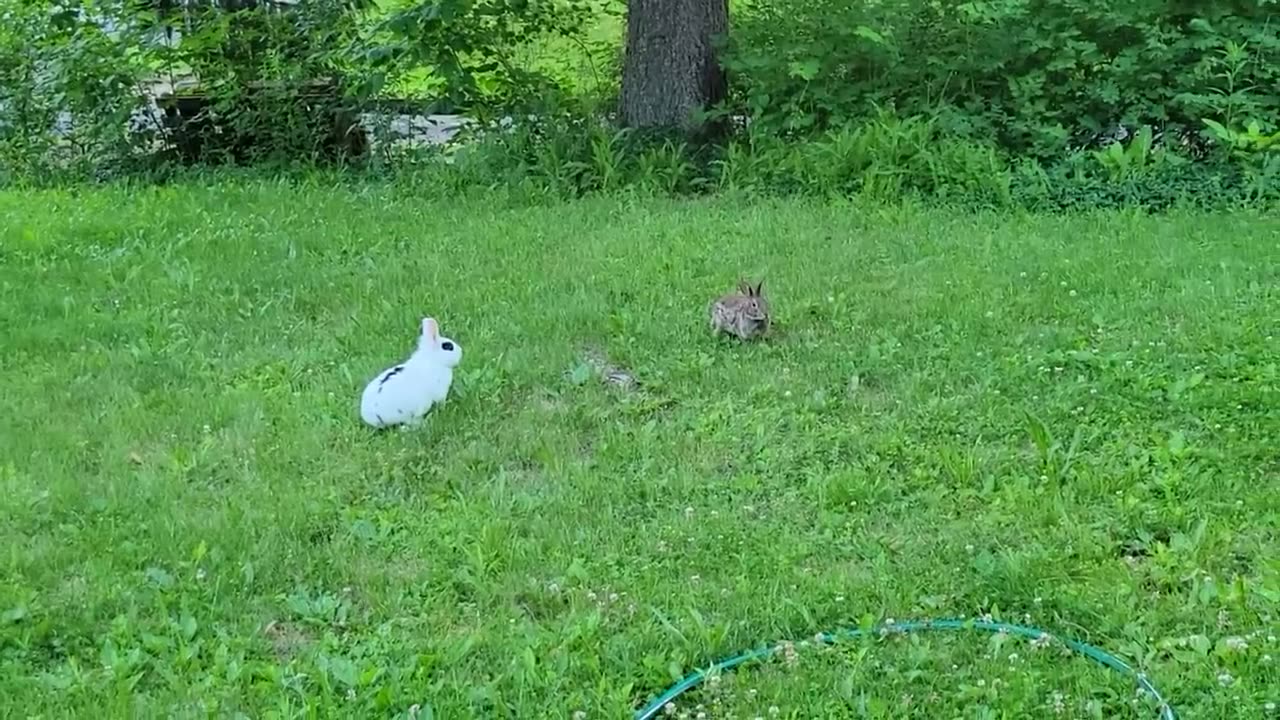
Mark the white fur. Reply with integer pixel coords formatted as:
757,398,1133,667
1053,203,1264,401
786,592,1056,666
360,317,463,429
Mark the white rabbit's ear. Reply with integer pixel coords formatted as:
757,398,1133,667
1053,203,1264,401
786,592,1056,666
422,317,439,341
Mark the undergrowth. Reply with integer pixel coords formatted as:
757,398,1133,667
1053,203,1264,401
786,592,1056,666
403,110,1280,211
4,0,1279,214
722,0,1280,156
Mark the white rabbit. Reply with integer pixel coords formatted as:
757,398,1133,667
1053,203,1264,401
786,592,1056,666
360,317,462,429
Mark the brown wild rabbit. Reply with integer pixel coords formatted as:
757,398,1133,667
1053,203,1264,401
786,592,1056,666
709,279,771,340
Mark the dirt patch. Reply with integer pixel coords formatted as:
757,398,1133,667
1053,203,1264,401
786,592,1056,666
263,620,312,659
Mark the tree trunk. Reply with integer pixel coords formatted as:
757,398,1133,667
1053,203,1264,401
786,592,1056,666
620,0,728,135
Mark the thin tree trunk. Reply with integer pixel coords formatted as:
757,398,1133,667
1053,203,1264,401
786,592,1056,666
620,0,728,135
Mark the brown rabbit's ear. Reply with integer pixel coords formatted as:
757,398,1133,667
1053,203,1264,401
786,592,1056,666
737,279,752,295
754,280,765,296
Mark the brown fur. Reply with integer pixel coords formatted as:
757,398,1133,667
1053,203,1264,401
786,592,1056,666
709,279,770,340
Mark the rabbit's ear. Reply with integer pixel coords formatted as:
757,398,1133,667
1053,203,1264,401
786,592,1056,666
422,317,439,341
738,279,752,295
755,280,765,296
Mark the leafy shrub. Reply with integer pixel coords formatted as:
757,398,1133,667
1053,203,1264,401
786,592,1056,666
724,0,1280,156
427,110,1011,205
0,2,156,182
1199,118,1280,200
1009,124,1280,211
438,111,706,197
370,0,610,118
427,106,1277,212
1011,156,1250,212
713,112,1012,205
147,0,374,166
0,0,379,179
3,0,1276,213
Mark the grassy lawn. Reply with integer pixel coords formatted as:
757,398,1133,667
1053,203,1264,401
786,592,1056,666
1,183,1277,718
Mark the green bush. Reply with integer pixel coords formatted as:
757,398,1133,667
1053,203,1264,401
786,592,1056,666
724,0,1280,156
437,112,706,197
711,111,1013,204
3,0,1277,212
371,0,610,118
0,0,377,179
0,2,155,183
148,0,374,166
420,107,1278,210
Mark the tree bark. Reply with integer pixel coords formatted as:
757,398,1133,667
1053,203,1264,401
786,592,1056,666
620,0,728,135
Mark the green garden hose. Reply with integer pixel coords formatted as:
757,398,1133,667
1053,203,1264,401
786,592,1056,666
634,618,1175,720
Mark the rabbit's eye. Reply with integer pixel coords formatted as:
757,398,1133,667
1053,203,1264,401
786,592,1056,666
441,341,455,351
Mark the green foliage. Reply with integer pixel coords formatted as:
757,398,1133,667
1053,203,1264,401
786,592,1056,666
1091,126,1165,181
370,0,609,117
0,0,376,178
440,110,999,202
423,107,1276,211
725,0,1280,156
1198,117,1280,197
513,4,625,102
437,112,707,197
3,0,1278,209
439,110,1012,203
716,112,1013,204
0,1,155,182
149,0,374,165
1202,118,1280,163
1011,153,1258,213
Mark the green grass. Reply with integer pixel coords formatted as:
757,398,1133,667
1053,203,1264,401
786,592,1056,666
685,627,1165,718
1,182,1278,718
